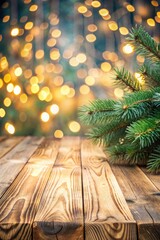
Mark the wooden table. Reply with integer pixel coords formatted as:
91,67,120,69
0,137,160,240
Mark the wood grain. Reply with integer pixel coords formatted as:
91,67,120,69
0,136,43,197
33,137,84,240
0,138,59,240
0,137,23,159
112,165,160,240
81,140,137,240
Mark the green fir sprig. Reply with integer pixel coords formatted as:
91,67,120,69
80,26,160,172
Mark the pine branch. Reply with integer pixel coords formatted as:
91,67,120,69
113,89,155,121
148,146,160,173
127,25,160,62
79,99,117,125
139,62,160,88
114,67,142,91
126,117,160,149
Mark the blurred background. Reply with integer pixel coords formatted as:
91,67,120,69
0,0,160,137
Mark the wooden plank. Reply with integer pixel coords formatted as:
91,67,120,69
0,138,59,240
0,136,43,197
81,140,137,240
140,167,160,191
0,137,23,158
33,137,84,240
111,165,160,240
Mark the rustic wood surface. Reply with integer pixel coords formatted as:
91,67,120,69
0,137,159,240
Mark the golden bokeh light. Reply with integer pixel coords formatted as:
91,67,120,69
78,5,88,14
29,4,38,12
47,38,57,47
114,88,124,98
3,15,10,23
126,4,135,12
11,28,19,37
79,84,90,94
54,130,64,138
50,104,59,114
0,79,3,88
4,73,11,83
101,62,111,72
50,48,60,61
14,67,23,76
69,121,81,132
76,53,87,63
119,27,129,35
35,49,44,59
88,24,98,32
86,33,96,42
4,97,11,107
108,21,118,31
60,85,70,95
51,29,61,38
5,123,15,134
7,83,14,93
99,8,109,17
85,76,96,86
41,112,50,122
25,22,34,30
20,93,28,103
0,108,6,118
147,18,155,26
122,44,134,54
91,1,101,8
14,85,21,95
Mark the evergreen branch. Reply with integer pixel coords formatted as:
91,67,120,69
114,89,155,121
139,62,160,87
126,117,160,149
114,67,142,91
127,25,160,61
87,119,127,146
147,146,160,172
79,99,117,125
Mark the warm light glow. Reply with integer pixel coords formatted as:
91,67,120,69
91,1,101,8
119,27,129,35
69,121,81,132
135,72,145,85
50,104,59,114
126,4,135,12
20,94,28,103
101,62,111,72
14,85,21,95
147,18,155,27
11,28,19,37
50,48,60,60
0,108,6,118
86,34,96,42
88,24,98,32
29,4,38,12
31,84,40,94
78,5,88,14
76,53,87,63
108,21,118,31
99,8,109,16
114,88,124,98
54,130,63,138
25,22,33,30
30,76,39,84
122,44,134,54
68,88,75,98
69,57,79,67
4,97,11,107
151,0,159,6
79,84,90,94
5,123,15,134
0,57,8,70
0,79,3,88
41,112,50,122
47,38,57,47
136,55,145,63
60,85,70,95
7,83,14,92
51,29,61,38
4,73,11,83
85,76,96,86
35,49,44,59
14,67,23,76
3,15,10,23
